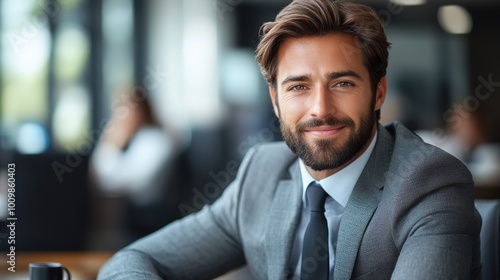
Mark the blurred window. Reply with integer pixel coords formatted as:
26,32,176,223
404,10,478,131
1,0,51,152
102,0,134,114
52,0,91,150
0,0,137,153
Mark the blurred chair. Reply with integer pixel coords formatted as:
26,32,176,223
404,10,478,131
1,153,90,251
475,199,500,280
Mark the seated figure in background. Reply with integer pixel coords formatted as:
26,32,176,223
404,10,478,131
90,90,181,244
419,107,500,187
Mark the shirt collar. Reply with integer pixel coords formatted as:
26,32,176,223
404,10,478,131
299,131,378,208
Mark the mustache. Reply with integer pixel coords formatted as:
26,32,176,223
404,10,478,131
296,116,354,131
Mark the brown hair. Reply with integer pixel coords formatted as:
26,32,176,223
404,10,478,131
256,0,390,94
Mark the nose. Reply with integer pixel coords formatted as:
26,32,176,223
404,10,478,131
310,85,335,118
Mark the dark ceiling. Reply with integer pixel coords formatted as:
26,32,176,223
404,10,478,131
244,0,500,7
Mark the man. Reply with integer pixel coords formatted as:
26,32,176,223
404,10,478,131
98,0,481,279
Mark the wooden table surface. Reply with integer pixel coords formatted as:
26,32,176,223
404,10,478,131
0,251,114,280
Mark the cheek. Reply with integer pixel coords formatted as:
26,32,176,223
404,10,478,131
339,94,371,121
279,95,307,123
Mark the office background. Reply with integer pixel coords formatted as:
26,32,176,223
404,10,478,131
0,0,499,251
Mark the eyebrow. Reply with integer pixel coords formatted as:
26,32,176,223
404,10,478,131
280,74,311,87
327,70,362,80
280,70,363,87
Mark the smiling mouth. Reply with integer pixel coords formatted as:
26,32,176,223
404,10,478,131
304,126,345,137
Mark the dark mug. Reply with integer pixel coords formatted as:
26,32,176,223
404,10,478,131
29,262,71,280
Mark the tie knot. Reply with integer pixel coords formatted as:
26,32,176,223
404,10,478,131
306,182,328,212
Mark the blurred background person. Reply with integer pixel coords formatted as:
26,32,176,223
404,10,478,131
418,97,500,187
89,89,183,247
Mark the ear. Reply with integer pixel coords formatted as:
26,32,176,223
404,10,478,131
374,76,387,112
269,86,280,118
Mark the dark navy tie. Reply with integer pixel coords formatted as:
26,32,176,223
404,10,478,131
301,182,329,280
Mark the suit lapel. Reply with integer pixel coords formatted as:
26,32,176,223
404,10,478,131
265,160,303,279
333,125,394,279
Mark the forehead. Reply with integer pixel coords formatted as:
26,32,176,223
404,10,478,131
276,33,368,80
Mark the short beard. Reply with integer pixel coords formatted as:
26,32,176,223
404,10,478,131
280,111,376,171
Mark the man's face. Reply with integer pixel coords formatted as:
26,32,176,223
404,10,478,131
270,33,386,179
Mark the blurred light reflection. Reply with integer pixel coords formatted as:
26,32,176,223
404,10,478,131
16,122,49,154
438,5,473,35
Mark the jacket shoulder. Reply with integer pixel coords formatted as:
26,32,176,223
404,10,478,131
384,122,473,187
249,141,297,167
235,142,298,191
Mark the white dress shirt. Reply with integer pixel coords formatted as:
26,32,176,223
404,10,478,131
289,132,377,278
90,127,175,205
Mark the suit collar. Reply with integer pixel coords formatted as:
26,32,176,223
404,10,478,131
265,160,303,279
333,124,394,279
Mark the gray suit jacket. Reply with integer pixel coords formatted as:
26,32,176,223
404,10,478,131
98,122,482,280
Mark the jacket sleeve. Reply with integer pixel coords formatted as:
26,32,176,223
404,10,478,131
97,147,258,280
390,152,482,280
